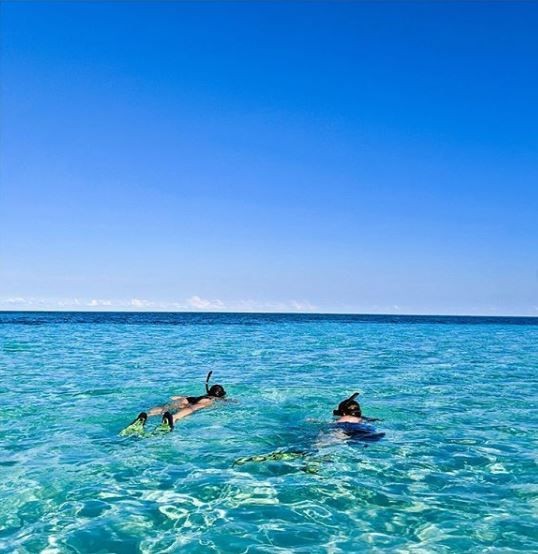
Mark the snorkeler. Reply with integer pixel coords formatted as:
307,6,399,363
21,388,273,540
235,392,384,467
332,392,385,441
121,371,226,435
164,370,226,414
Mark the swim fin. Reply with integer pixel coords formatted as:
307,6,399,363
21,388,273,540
234,450,307,465
119,412,147,437
151,411,174,434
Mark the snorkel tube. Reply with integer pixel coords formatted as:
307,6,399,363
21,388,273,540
333,392,360,416
205,371,213,394
205,371,226,398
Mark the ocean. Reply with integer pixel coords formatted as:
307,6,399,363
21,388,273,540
1,312,537,552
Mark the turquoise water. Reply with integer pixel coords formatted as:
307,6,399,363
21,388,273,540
1,312,537,553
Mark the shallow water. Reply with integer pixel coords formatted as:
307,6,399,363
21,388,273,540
1,312,537,553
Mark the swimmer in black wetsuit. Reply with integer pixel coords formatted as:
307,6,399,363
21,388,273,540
331,392,385,441
172,383,226,410
126,371,226,431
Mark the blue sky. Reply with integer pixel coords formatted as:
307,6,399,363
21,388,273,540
1,1,537,315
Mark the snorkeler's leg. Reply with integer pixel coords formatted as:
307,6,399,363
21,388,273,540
171,402,208,424
151,405,200,433
146,405,167,417
147,396,189,416
149,400,211,434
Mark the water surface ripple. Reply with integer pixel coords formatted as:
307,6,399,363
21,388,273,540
1,313,537,552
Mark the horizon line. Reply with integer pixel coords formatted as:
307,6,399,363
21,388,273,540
1,309,537,320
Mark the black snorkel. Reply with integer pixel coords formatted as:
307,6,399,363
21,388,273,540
205,370,213,394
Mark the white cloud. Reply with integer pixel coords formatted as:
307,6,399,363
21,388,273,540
0,295,316,312
186,295,225,310
89,299,113,307
57,298,81,307
196,298,317,313
4,297,27,305
1,297,49,307
289,300,316,312
0,295,320,313
129,298,154,308
1,295,537,315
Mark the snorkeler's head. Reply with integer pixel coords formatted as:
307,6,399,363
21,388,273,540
341,400,361,417
333,392,361,417
208,384,226,398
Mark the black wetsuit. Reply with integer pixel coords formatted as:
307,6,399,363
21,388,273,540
185,394,211,405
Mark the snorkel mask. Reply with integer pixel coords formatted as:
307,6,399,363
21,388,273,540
333,392,361,417
205,371,226,398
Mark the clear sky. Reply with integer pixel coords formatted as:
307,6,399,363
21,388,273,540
1,1,537,315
